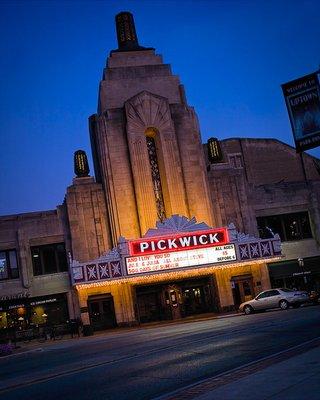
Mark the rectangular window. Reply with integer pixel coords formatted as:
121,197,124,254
257,211,312,242
0,250,19,280
31,243,68,276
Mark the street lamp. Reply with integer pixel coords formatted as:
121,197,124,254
298,258,308,289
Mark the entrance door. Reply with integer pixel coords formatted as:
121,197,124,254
163,285,182,320
137,290,162,323
182,286,208,316
88,295,116,331
231,275,254,309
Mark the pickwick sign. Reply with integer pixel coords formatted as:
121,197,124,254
128,228,229,256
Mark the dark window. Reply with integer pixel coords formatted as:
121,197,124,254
267,290,280,297
146,135,166,222
256,291,269,299
281,288,295,293
243,281,252,296
257,212,312,242
31,243,68,276
0,250,19,280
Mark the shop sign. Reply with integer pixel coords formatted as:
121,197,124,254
30,298,57,306
8,303,26,310
292,271,311,276
126,244,236,275
282,72,320,152
128,228,228,257
0,291,30,301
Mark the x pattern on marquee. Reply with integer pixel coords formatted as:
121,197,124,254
70,216,282,285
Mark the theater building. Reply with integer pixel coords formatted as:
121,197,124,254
1,12,320,333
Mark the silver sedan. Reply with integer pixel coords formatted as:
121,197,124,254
239,288,309,315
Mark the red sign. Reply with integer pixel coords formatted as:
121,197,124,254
128,228,229,256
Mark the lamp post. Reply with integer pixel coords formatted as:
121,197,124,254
298,258,308,290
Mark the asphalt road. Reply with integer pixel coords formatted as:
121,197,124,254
1,306,320,400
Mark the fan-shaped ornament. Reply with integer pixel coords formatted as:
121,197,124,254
144,215,211,237
125,91,172,135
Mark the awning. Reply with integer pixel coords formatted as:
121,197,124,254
268,256,320,279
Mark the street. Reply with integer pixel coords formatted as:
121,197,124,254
1,306,320,400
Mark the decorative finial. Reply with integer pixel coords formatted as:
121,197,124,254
74,150,90,177
115,12,145,51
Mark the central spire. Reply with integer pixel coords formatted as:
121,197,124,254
115,12,147,52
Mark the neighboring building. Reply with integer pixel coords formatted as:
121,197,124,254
0,210,73,331
205,138,320,294
1,12,319,335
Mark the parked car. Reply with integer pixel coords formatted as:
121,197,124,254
239,288,309,315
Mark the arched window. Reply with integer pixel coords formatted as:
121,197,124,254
145,129,166,221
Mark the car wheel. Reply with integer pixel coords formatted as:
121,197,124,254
243,305,253,315
279,299,289,310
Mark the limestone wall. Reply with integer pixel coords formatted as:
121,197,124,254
0,210,71,299
65,176,112,262
91,47,215,240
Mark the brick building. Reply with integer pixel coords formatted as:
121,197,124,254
1,12,319,334
205,138,320,300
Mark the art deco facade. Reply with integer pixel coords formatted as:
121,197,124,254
1,12,319,334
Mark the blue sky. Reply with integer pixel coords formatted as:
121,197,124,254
1,0,320,215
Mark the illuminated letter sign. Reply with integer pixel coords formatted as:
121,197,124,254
128,228,229,256
126,244,237,275
208,137,223,163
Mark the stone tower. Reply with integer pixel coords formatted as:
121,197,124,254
90,12,215,245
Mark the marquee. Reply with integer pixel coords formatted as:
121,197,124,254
126,244,236,275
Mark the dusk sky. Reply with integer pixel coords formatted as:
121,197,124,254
1,0,320,215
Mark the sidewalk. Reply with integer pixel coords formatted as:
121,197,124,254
195,345,320,400
159,337,320,400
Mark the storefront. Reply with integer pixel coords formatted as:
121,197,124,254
71,217,283,330
0,293,69,335
268,256,320,292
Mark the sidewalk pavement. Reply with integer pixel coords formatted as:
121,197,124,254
195,345,320,400
160,338,320,400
